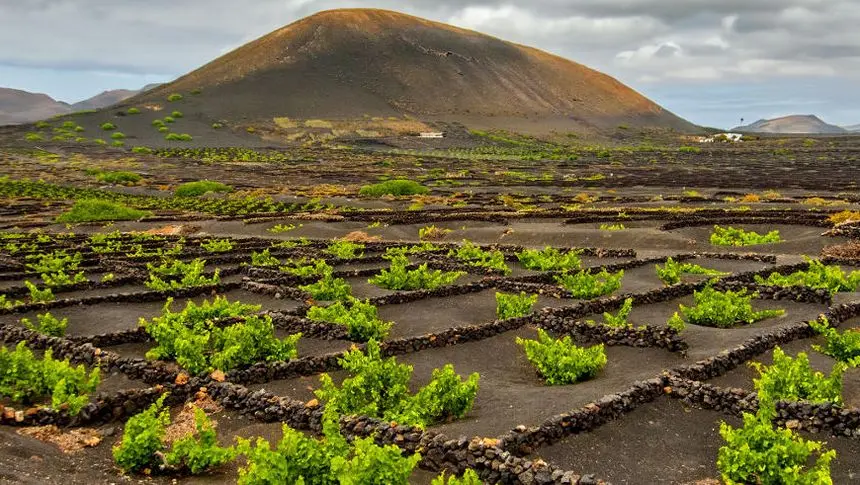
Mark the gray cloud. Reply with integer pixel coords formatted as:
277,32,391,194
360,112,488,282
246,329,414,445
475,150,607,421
1,0,858,126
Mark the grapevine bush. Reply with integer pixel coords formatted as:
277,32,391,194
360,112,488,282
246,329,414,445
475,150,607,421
587,298,634,328
710,225,782,246
307,298,393,341
145,258,220,291
0,341,100,415
755,259,860,295
670,286,784,328
201,239,234,253
811,318,860,366
516,329,607,385
325,240,365,259
141,297,301,374
495,291,538,319
432,470,482,485
751,346,844,405
21,312,67,337
369,255,464,291
517,246,582,271
553,269,624,299
655,257,726,285
315,340,479,428
448,241,510,274
300,273,353,301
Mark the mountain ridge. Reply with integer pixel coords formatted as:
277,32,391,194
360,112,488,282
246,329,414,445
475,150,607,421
733,114,847,134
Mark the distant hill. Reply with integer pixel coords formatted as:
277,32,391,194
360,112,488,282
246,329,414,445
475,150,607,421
0,83,162,125
125,8,695,134
0,88,71,125
733,115,847,134
844,124,860,132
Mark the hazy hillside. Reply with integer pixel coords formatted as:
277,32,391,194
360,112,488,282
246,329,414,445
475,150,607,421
733,115,847,134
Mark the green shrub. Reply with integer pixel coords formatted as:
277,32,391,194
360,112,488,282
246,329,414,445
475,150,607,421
110,132,126,140
237,414,420,485
145,258,220,291
127,107,141,115
96,170,141,185
171,110,183,118
56,199,150,223
165,133,192,141
516,329,607,385
432,470,482,485
164,407,237,474
164,116,176,123
419,225,451,240
25,132,44,142
495,291,537,319
679,146,702,153
710,225,782,246
0,341,99,415
369,255,464,291
113,394,170,473
751,346,844,405
307,298,393,341
211,122,224,129
517,246,582,271
755,259,860,295
448,241,509,274
141,296,300,374
24,280,54,302
300,273,353,301
553,269,624,299
21,312,68,337
588,298,633,327
131,146,153,154
100,122,116,131
279,258,332,277
325,240,364,259
112,140,125,147
167,93,183,102
359,179,429,197
316,340,479,428
158,126,170,133
268,223,297,233
811,318,860,366
175,180,232,197
718,405,835,485
152,119,165,127
656,257,727,285
599,223,626,231
250,248,280,267
201,239,234,253
672,286,784,328
93,138,107,145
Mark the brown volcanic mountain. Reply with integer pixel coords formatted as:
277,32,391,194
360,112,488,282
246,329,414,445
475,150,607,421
0,88,71,125
733,115,847,134
131,9,694,133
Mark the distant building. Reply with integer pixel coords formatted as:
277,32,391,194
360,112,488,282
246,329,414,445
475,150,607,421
697,132,743,143
418,132,445,138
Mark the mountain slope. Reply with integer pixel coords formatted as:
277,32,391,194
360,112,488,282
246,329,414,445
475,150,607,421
0,88,70,125
129,8,695,133
843,124,860,132
733,115,847,134
71,89,140,111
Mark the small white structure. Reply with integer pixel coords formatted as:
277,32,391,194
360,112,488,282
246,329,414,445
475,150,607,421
418,132,445,138
698,132,743,143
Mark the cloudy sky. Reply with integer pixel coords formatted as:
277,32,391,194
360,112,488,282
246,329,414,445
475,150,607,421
2,0,858,128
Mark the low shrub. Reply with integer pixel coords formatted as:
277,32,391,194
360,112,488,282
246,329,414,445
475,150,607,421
656,257,727,285
369,255,464,291
175,180,232,197
811,318,860,366
359,179,429,197
110,132,126,140
145,258,220,291
588,298,633,328
279,258,332,277
167,93,183,102
250,249,279,267
95,170,141,185
718,405,835,484
113,395,170,473
164,407,237,474
165,133,193,141
432,470,482,485
517,246,582,271
300,273,353,301
307,298,393,341
315,340,479,427
200,239,234,253
599,223,626,231
141,296,301,374
100,122,117,131
495,291,538,319
126,107,140,115
56,200,151,222
671,286,784,328
516,329,607,385
324,240,364,259
131,146,153,154
0,341,99,415
553,269,624,299
751,346,844,405
171,110,183,118
710,225,782,246
755,259,860,295
448,241,509,274
21,312,68,337
419,225,451,240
